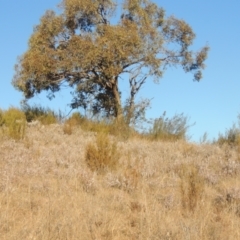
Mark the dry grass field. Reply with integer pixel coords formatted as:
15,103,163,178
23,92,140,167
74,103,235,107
1,122,240,239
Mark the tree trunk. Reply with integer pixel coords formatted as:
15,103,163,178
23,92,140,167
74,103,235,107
126,95,134,126
112,77,123,121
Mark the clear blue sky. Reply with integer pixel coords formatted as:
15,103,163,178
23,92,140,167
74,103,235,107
1,0,240,142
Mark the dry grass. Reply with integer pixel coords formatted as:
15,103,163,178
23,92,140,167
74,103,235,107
0,123,240,239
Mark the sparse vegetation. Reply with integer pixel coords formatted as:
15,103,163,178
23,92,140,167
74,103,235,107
1,113,240,239
4,0,240,238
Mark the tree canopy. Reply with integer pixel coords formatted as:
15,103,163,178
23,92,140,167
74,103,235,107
13,0,209,124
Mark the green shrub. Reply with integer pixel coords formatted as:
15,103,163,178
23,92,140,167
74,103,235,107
21,104,57,125
85,133,119,173
3,108,26,140
147,112,192,141
22,104,46,122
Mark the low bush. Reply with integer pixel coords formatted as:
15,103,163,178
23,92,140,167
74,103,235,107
147,112,192,141
215,124,240,146
21,104,57,125
63,112,85,135
38,112,57,125
85,133,119,173
65,113,134,139
3,107,26,140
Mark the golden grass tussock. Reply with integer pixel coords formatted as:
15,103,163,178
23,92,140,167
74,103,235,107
0,123,240,239
85,133,120,173
178,163,204,213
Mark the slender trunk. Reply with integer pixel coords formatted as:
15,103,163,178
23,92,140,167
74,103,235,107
112,77,123,121
126,92,134,126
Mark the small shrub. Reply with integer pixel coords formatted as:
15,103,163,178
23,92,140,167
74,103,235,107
68,112,83,125
21,104,57,125
63,112,84,135
85,133,119,173
38,113,57,125
65,112,82,127
22,104,47,122
81,119,110,134
3,108,26,140
64,112,136,139
216,124,240,146
65,112,108,134
147,112,192,141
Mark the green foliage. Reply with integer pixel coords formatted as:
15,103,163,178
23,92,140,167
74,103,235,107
3,108,26,140
22,104,46,122
85,133,119,174
147,112,192,141
13,0,208,122
21,104,58,125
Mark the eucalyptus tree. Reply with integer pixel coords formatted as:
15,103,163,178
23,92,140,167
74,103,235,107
13,0,209,124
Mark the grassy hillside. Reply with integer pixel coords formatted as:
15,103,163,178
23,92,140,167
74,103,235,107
0,121,240,239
